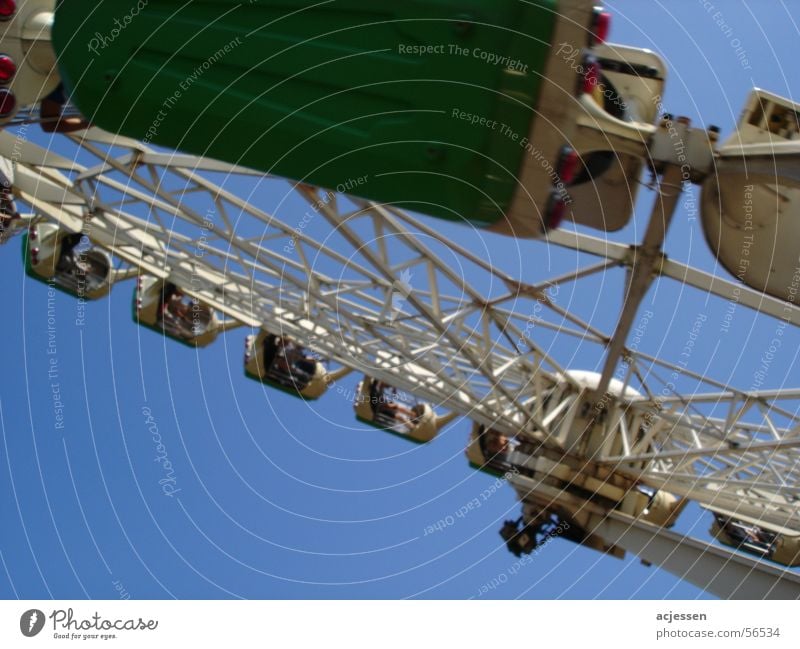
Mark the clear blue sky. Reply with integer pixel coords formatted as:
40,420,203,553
1,1,798,599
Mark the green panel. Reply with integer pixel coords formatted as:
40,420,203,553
54,1,557,226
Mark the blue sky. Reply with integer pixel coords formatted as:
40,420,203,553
1,0,798,600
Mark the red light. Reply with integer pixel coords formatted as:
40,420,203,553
31,246,39,263
29,227,37,241
591,7,611,45
556,147,580,185
582,59,600,95
0,55,15,83
544,193,568,231
0,0,15,20
0,89,15,117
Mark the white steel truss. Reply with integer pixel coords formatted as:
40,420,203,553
3,125,800,592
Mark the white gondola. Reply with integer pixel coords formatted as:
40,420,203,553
244,330,350,400
353,376,454,443
701,89,800,303
568,43,667,232
466,423,518,476
24,223,116,299
134,277,221,347
707,510,800,568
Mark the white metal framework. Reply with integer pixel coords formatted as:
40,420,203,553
3,122,800,598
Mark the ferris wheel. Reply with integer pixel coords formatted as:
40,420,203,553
1,0,800,599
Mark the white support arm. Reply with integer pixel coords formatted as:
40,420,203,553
595,511,800,599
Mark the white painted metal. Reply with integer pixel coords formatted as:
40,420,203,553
596,510,800,599
552,42,666,233
701,89,800,303
509,474,800,598
0,0,59,124
3,121,799,594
